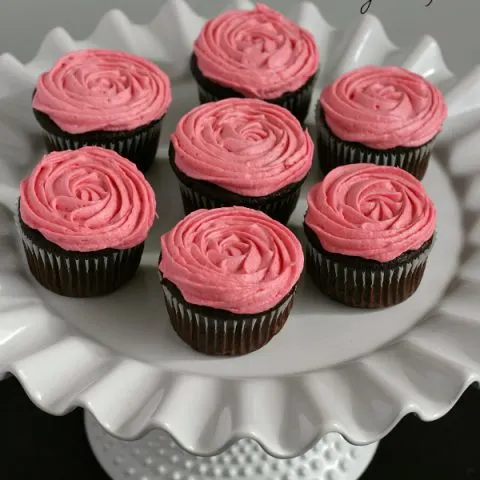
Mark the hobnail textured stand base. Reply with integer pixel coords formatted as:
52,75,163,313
85,413,377,480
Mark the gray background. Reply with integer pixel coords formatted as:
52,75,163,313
0,0,478,76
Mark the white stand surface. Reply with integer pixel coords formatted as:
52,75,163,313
85,413,377,480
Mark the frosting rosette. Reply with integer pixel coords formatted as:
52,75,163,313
305,164,436,262
159,207,303,314
193,4,319,99
320,66,447,149
171,98,313,197
20,147,156,252
33,49,172,134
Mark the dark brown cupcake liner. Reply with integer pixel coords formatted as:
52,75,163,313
315,106,437,180
169,143,305,225
190,53,317,126
160,275,297,356
33,103,164,173
18,211,144,298
304,224,434,308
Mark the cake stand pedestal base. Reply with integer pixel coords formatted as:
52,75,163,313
85,413,377,480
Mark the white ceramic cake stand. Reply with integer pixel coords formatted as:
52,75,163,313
1,1,480,479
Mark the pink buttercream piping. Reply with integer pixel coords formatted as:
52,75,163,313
305,164,436,262
194,4,319,99
20,147,156,252
171,98,313,197
320,66,447,149
33,49,172,134
159,207,304,314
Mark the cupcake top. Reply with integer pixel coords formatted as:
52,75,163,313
319,66,447,149
20,146,156,252
193,4,319,99
32,49,172,134
171,98,313,197
304,164,436,262
159,207,303,314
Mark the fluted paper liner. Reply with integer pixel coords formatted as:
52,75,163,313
169,144,304,225
177,181,302,225
305,238,433,308
33,106,163,173
19,217,144,297
160,276,297,356
190,54,317,126
315,107,436,180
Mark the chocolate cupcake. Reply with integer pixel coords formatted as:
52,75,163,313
18,147,156,297
191,4,319,125
304,164,436,308
169,98,313,224
32,49,172,173
159,207,304,356
317,66,447,179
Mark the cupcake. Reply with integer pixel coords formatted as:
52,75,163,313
191,4,319,125
32,49,172,173
159,207,303,356
304,164,436,308
18,146,156,297
169,98,313,224
317,66,447,179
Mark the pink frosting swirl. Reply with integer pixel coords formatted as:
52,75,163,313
320,66,447,149
159,207,303,314
305,164,436,262
194,4,319,99
33,49,172,134
20,147,156,252
171,98,313,197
